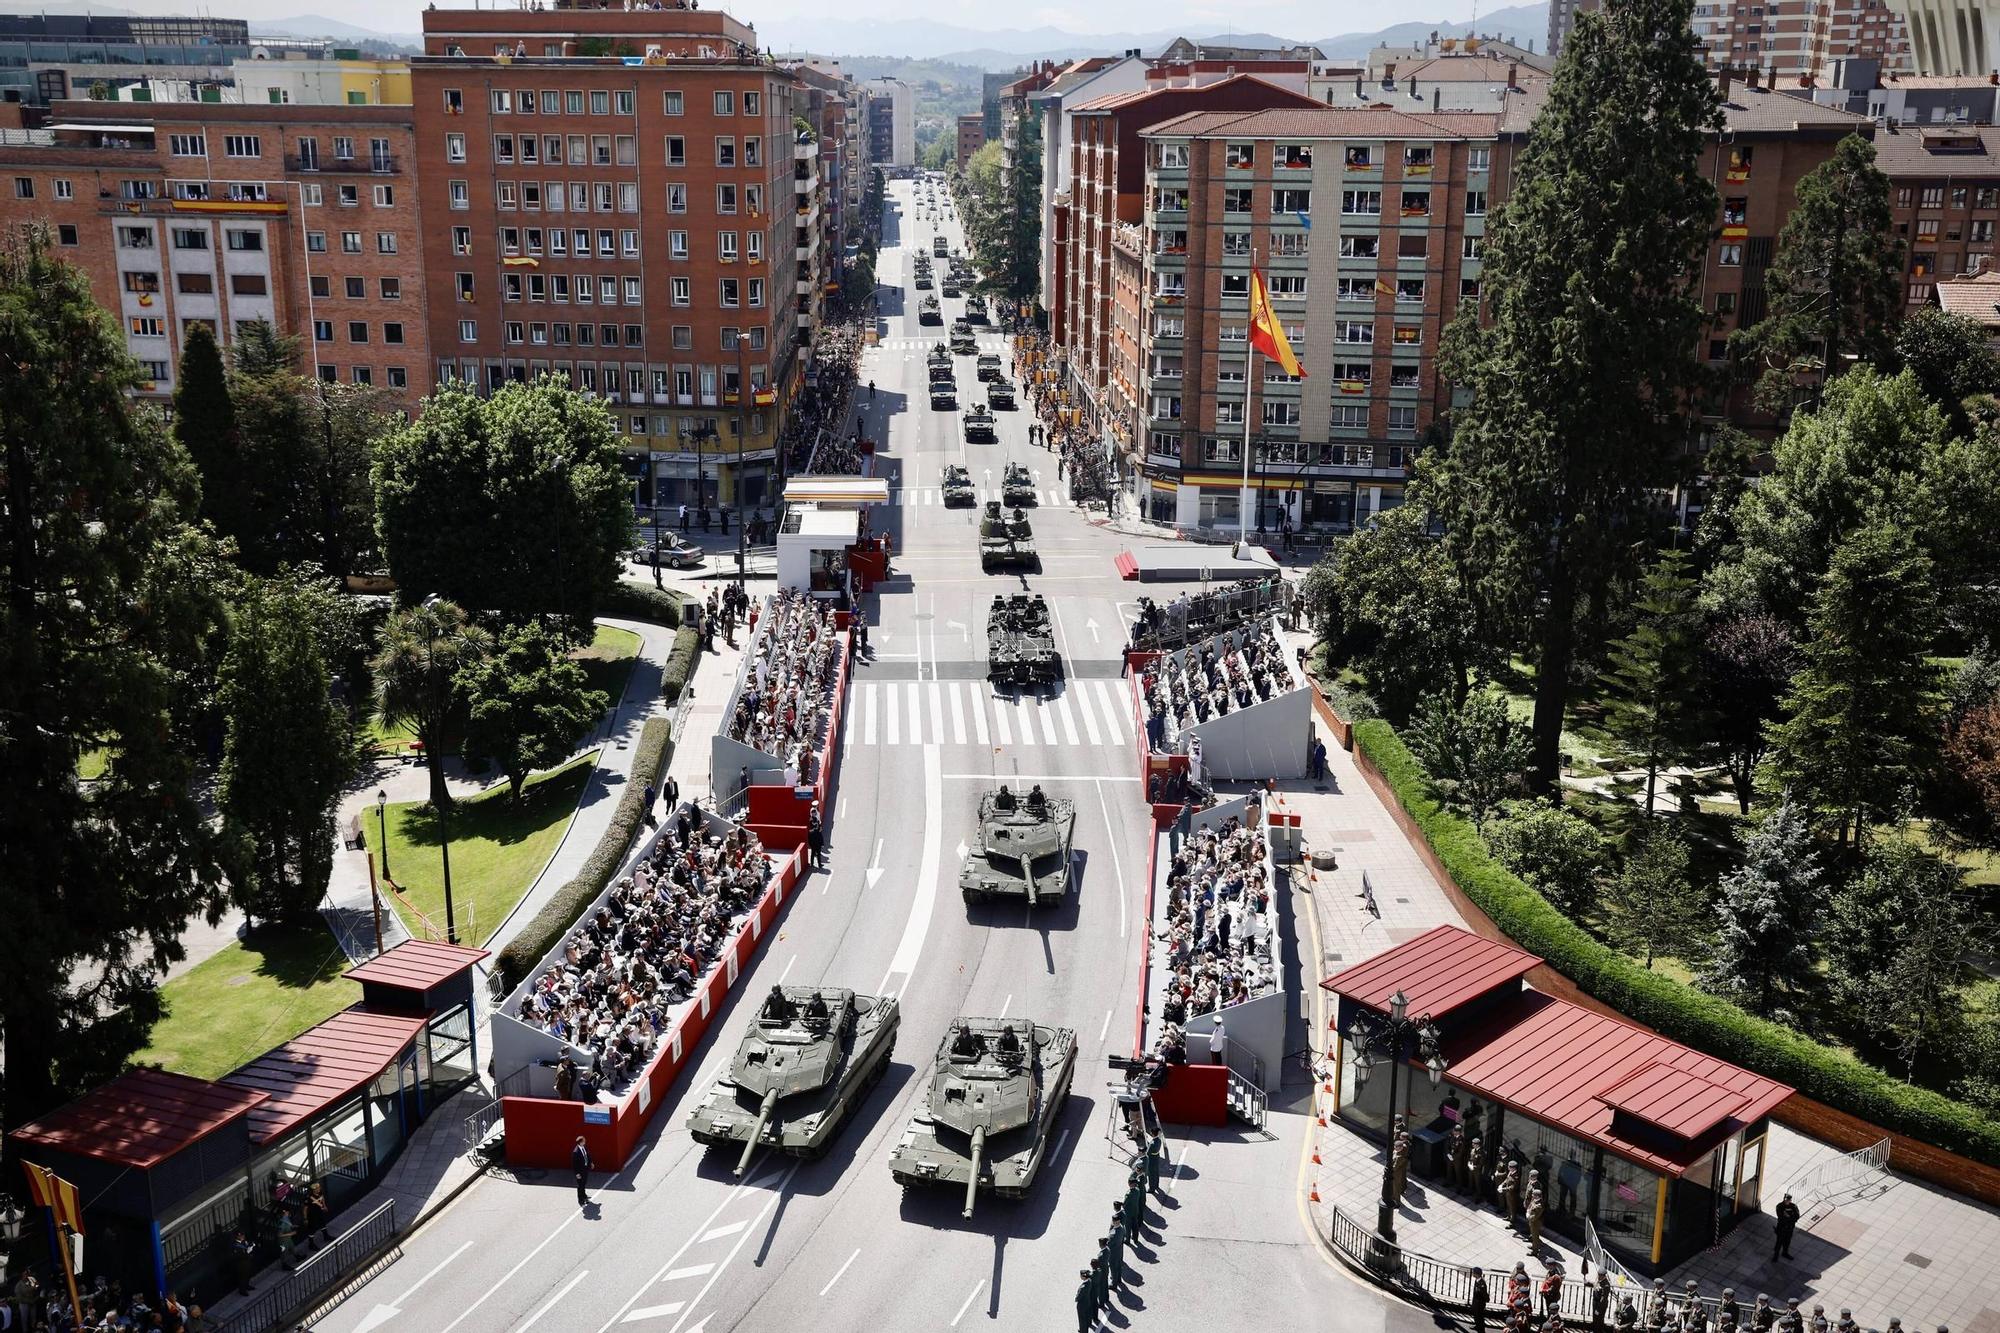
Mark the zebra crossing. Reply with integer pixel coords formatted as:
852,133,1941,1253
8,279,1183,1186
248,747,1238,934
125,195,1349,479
847,677,1135,751
889,486,1074,509
878,336,1007,352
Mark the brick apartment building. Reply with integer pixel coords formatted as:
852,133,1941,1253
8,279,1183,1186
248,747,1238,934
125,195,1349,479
0,100,429,402
1871,121,2000,302
956,114,986,169
406,3,812,511
1052,76,1322,441
1134,108,1499,531
1552,0,1913,80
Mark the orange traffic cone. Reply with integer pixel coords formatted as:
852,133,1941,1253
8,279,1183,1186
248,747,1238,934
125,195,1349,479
1309,1186,1321,1203
1316,1111,1328,1127
1312,1150,1322,1165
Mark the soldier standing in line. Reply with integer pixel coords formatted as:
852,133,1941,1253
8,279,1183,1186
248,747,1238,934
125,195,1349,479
1833,1312,1859,1333
1779,1300,1804,1333
1145,1131,1166,1195
1076,1269,1097,1332
1105,1206,1127,1293
1472,1267,1491,1333
1090,1249,1109,1313
1591,1272,1613,1333
1720,1290,1741,1331
1500,1162,1522,1225
1752,1295,1776,1333
1125,1163,1147,1239
1644,1280,1669,1333
1684,1284,1710,1333
1809,1306,1830,1333
1526,1187,1546,1252
1614,1295,1640,1333
1447,1122,1468,1190
1467,1137,1486,1206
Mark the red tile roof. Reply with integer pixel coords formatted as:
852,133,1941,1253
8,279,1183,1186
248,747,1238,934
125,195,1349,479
344,939,490,993
1442,992,1793,1175
1070,74,1319,116
1596,1061,1749,1140
223,1008,429,1145
1322,924,1541,1019
1139,105,1503,141
7,1068,267,1171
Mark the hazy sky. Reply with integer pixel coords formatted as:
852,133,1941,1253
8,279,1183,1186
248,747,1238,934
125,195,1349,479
4,0,1489,39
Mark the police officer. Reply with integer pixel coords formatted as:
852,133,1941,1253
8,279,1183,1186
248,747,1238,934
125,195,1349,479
1089,1251,1109,1313
1125,1162,1147,1237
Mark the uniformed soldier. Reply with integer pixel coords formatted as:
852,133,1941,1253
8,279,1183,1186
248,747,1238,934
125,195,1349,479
1810,1305,1829,1333
1090,1249,1109,1312
1446,1123,1466,1189
1467,1138,1486,1204
1590,1272,1613,1333
1106,1206,1127,1290
1076,1269,1096,1333
1125,1164,1146,1237
1683,1283,1709,1333
1500,1162,1522,1224
1614,1295,1639,1333
1145,1131,1165,1195
1752,1295,1776,1333
1644,1279,1669,1333
1720,1290,1741,1331
1779,1299,1804,1333
1471,1267,1491,1333
1391,1132,1411,1202
1526,1187,1545,1251
1833,1310,1858,1333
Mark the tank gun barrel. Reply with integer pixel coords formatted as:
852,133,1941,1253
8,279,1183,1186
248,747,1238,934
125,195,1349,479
737,1087,779,1177
963,1124,987,1219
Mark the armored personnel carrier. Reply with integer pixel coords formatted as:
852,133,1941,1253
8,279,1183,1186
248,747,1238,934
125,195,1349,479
975,353,1003,382
987,378,1016,410
984,596,1063,693
889,1017,1078,1216
962,404,997,443
930,377,958,409
1002,462,1036,507
942,463,977,507
933,235,950,258
914,271,934,291
919,294,942,325
950,322,977,355
960,782,1075,902
979,502,1038,571
942,277,961,298
965,294,989,324
689,985,900,1172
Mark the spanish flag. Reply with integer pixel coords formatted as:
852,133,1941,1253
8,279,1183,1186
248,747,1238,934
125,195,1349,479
1248,269,1304,380
22,1161,84,1234
753,386,777,406
502,257,540,268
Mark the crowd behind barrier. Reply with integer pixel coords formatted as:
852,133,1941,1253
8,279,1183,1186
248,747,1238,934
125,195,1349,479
1141,621,1291,752
783,323,864,476
515,804,774,1096
1151,802,1279,1039
727,590,840,778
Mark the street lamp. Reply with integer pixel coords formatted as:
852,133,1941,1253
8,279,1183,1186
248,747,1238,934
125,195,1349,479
1345,988,1447,1244
419,596,460,946
375,788,390,884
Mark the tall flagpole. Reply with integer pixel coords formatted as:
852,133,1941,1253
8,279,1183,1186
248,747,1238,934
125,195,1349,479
1239,259,1258,543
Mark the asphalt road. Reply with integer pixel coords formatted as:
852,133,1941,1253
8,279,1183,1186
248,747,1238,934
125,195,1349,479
314,178,1436,1333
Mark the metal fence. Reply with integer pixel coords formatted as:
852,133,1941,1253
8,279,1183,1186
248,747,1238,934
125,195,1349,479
222,1200,399,1333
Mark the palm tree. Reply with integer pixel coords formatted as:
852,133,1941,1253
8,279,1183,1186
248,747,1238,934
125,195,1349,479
372,598,492,812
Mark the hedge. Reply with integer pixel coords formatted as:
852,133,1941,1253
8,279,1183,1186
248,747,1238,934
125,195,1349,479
1352,717,2000,1168
493,715,675,992
662,625,700,703
601,580,688,630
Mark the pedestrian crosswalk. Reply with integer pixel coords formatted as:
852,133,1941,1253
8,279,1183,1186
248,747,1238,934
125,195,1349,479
847,677,1135,751
890,486,1074,509
876,336,1007,351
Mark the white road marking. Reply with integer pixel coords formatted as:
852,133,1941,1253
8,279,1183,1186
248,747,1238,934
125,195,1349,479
942,773,1140,782
519,1269,590,1331
819,1248,862,1297
884,744,943,993
863,683,878,746
885,684,898,745
351,1240,475,1333
905,681,922,745
928,670,945,739
949,680,967,744
620,1302,684,1324
1095,782,1130,940
1054,1128,1071,1160
837,797,846,821
591,1163,790,1333
665,1166,799,1333
991,697,1012,746
1093,679,1129,745
1099,1008,1113,1044
396,1241,473,1304
662,1264,716,1281
1037,699,1058,745
699,1220,748,1243
1072,678,1105,746
1053,692,1080,746
866,838,886,890
951,1280,988,1327
998,993,1012,1019
970,684,990,744
778,955,797,983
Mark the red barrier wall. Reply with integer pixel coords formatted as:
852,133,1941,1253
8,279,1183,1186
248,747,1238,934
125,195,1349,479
504,844,809,1171
1152,1063,1229,1127
745,627,852,850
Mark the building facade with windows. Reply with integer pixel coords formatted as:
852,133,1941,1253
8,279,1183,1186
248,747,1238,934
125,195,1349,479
956,113,986,169
1135,107,1497,532
407,4,808,512
1553,0,1912,81
0,100,430,400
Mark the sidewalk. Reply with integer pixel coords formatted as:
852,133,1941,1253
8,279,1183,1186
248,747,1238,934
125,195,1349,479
1270,627,2000,1333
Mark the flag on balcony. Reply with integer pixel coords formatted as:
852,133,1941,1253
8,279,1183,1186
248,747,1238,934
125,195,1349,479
754,386,778,405
1295,211,1312,230
1249,269,1305,379
1374,279,1395,297
502,257,540,268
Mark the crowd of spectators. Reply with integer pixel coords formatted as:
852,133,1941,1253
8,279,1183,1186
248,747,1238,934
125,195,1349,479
8,1273,211,1332
1152,803,1276,1031
781,323,863,475
517,804,773,1093
1141,621,1290,751
727,590,841,776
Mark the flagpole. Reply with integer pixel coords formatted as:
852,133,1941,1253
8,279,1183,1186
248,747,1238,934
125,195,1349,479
1240,254,1258,544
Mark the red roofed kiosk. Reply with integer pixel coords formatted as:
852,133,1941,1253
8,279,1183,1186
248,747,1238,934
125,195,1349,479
1323,925,1793,1273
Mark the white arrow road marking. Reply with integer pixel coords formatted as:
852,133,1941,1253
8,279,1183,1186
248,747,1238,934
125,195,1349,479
1086,618,1101,644
519,1269,590,1331
620,1304,684,1324
866,838,886,890
592,1165,789,1333
665,1171,796,1333
955,840,969,862
350,1238,474,1332
662,1264,714,1281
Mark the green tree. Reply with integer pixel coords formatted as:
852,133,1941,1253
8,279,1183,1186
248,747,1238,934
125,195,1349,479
1827,837,1982,1078
232,373,392,577
0,231,228,1129
458,622,608,801
173,321,251,546
1701,796,1821,1019
1699,613,1799,814
1602,548,1709,821
1407,689,1532,829
1427,0,1720,794
1603,820,1704,968
229,317,303,377
1894,305,2000,434
1733,134,1902,419
217,577,356,927
1933,658,2000,852
1770,521,1943,849
1487,800,1608,916
1328,504,1487,721
373,599,493,812
374,378,634,628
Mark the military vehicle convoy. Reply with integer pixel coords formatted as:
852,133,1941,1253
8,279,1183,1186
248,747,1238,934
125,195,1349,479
689,985,900,1172
979,502,1038,571
965,294,989,324
975,353,1003,382
942,277,961,298
930,376,957,409
889,1016,1078,1217
919,294,942,325
1002,462,1036,507
962,404,997,443
959,782,1075,902
950,322,977,355
987,378,1016,410
933,235,950,258
942,463,977,506
914,270,934,291
984,596,1062,693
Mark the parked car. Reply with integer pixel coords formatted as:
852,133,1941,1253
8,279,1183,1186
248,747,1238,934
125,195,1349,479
633,537,706,569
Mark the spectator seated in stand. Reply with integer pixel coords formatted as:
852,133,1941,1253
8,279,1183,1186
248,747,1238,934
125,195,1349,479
1152,808,1277,1028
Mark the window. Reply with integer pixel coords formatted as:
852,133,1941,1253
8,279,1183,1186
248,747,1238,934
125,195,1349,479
715,91,736,116
590,90,610,115
721,278,741,307
122,271,161,294
226,229,264,252
1336,277,1373,302
1976,220,1995,244
1719,243,1742,266
744,91,760,116
458,272,475,301
624,276,643,304
667,135,686,165
1223,187,1253,213
1277,143,1312,169
1221,274,1249,298
381,277,402,300
1272,231,1309,258
499,181,518,209
377,233,398,254
672,276,691,305
748,278,764,307
138,359,170,382
1270,275,1307,299
1396,278,1424,303
1342,190,1382,216
116,225,151,250
667,183,688,213
388,367,408,389
592,134,612,166
1226,142,1255,168
373,184,395,208
450,180,469,210
744,137,761,167
445,132,467,163
1390,365,1420,389
54,178,72,200
1272,188,1310,215
1467,146,1490,171
307,230,328,253
669,229,690,260
1336,320,1375,343
443,88,463,113
224,134,260,158
1330,404,1368,429
338,184,359,207
616,90,635,116
1155,144,1188,169
1263,401,1301,427
664,90,684,115
225,273,268,298
1463,235,1483,261
314,320,334,342
128,316,164,338
1388,406,1417,434
1921,185,1944,208
1392,326,1422,347
352,367,372,386
57,224,79,247
492,89,514,114
459,319,477,342
1715,291,1737,315
673,326,693,350
345,277,367,299
717,184,738,214
341,232,362,254
169,133,206,157
565,91,584,115
1214,401,1243,425
453,227,472,255
1466,190,1487,216
384,322,404,345
1339,235,1379,259
1333,361,1371,386
178,272,215,295
1400,190,1430,218
716,137,737,167
506,321,525,344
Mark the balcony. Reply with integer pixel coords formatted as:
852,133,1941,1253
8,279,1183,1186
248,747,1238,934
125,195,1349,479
286,153,399,175
794,137,819,162
797,275,817,297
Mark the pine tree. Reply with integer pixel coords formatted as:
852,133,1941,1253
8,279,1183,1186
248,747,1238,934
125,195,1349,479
1602,548,1709,821
1428,0,1721,794
1408,689,1532,829
173,321,250,546
1604,820,1705,968
1733,134,1903,419
1701,796,1821,1019
1770,521,1943,849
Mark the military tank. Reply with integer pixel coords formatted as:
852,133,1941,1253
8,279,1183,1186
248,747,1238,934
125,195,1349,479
919,294,943,325
889,1017,1078,1217
942,463,977,506
688,985,900,1172
985,594,1061,691
1002,462,1036,507
949,322,978,355
979,502,1038,571
965,294,989,324
959,783,1075,904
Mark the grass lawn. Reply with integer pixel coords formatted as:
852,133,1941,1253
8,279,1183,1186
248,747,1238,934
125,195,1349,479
573,624,641,705
77,747,111,781
380,753,595,945
134,925,361,1080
